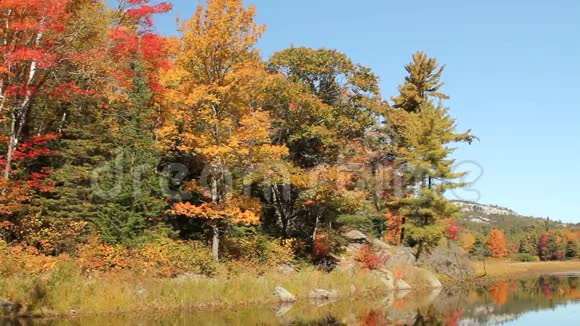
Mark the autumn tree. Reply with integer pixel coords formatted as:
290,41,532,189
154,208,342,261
262,47,385,242
0,0,113,179
460,231,477,252
537,232,564,261
267,47,383,168
161,0,286,260
487,229,509,258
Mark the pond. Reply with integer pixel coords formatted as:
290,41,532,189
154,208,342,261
6,274,580,325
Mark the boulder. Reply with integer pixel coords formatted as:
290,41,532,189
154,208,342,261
395,279,412,291
276,264,296,275
0,299,21,315
370,238,392,250
308,289,341,300
343,230,367,242
345,243,363,255
273,286,297,303
413,267,442,288
385,246,416,267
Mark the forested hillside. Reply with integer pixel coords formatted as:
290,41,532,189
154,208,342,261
455,202,580,261
0,0,577,277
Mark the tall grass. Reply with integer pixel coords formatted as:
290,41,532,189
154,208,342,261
0,262,386,316
472,259,580,277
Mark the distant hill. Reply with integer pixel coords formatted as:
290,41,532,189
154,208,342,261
452,201,568,241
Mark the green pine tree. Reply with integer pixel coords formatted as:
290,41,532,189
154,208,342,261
31,97,116,254
91,62,169,246
387,52,475,259
470,235,491,257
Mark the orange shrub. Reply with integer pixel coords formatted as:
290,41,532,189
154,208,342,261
354,244,385,270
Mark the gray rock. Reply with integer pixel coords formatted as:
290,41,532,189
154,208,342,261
0,299,21,315
308,289,341,300
370,238,392,250
343,230,368,242
273,286,297,303
345,243,363,255
395,279,412,291
276,264,296,275
385,246,416,266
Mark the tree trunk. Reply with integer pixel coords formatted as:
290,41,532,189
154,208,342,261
3,115,18,179
211,224,219,262
3,27,43,180
312,207,321,241
415,240,425,260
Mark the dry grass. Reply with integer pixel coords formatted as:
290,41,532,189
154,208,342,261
472,259,580,277
0,263,387,317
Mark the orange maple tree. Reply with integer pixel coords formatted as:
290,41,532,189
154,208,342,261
487,228,509,258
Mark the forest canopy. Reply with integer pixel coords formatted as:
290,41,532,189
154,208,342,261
6,0,570,271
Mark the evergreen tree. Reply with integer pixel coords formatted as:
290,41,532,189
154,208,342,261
386,52,475,259
470,235,491,257
91,62,169,246
32,100,115,254
518,233,539,255
390,52,449,113
565,239,579,259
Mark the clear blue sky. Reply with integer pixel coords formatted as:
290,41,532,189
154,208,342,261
135,0,580,222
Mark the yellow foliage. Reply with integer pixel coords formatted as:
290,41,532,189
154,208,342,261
172,202,259,225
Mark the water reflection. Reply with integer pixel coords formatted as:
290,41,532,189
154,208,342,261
3,275,580,325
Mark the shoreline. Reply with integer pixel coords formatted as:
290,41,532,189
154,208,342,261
2,260,580,321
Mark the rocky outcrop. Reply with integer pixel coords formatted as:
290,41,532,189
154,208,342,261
343,230,368,242
273,287,297,303
454,201,518,216
384,246,416,267
370,238,392,250
276,264,296,275
335,229,447,292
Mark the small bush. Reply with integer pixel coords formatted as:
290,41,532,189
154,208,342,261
76,237,217,277
354,244,385,270
515,253,540,262
222,234,294,270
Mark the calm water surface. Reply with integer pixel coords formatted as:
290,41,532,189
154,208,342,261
5,274,580,325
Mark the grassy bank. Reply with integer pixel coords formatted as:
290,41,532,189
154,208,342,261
472,259,580,278
0,264,389,317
